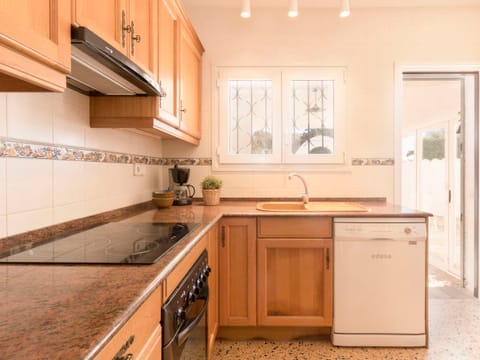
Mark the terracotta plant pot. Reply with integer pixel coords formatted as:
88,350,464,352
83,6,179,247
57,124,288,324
202,189,221,206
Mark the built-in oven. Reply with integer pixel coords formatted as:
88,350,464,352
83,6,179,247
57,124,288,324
162,250,210,360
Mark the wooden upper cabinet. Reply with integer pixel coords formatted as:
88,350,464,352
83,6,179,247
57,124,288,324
219,218,257,326
157,0,179,127
72,0,157,77
72,0,127,55
0,0,70,91
128,0,158,77
178,21,203,140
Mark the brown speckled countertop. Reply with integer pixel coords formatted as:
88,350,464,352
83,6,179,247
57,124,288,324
0,200,430,360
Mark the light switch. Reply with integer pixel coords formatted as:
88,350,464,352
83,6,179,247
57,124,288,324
133,163,145,176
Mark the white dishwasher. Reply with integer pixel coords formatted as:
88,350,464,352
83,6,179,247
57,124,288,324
332,217,427,347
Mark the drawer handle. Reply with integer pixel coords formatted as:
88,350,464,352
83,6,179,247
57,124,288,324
326,248,330,270
113,335,135,360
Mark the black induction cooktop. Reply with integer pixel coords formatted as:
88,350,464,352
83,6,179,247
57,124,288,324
0,222,199,265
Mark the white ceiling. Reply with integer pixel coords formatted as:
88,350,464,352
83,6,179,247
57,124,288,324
182,0,480,8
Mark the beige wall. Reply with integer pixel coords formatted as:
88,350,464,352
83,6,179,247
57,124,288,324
162,5,480,202
0,90,164,237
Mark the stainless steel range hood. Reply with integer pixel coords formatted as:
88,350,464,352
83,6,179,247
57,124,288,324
68,27,163,96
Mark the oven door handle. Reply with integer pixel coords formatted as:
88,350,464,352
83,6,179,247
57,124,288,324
177,295,208,346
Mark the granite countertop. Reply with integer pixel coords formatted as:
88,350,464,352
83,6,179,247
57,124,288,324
0,200,430,360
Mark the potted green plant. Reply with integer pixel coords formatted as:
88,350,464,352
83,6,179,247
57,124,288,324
201,176,223,206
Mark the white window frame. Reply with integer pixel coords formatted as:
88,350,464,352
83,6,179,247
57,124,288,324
213,66,347,170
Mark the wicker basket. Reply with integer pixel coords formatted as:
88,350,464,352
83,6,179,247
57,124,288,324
202,189,221,206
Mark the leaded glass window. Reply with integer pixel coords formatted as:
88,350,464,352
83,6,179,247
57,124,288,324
290,80,335,155
228,80,273,155
215,67,346,168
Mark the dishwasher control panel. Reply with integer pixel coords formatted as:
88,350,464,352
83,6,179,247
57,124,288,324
334,218,427,240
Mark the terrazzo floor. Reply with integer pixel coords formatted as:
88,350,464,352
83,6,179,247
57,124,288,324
212,266,480,360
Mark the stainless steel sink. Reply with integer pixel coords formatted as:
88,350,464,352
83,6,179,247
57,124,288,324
256,201,368,212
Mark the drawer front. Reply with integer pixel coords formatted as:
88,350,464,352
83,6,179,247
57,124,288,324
94,286,162,360
257,217,332,238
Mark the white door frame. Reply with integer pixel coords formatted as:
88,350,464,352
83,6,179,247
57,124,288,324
394,63,480,297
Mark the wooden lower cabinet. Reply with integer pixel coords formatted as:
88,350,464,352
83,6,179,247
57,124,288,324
94,285,162,360
207,224,219,359
257,238,332,326
257,217,333,327
218,217,257,326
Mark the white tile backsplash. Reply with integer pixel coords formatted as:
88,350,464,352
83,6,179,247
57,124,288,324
1,90,165,240
7,158,53,214
7,93,54,143
7,208,53,236
0,94,6,137
53,89,87,147
84,162,110,200
0,158,6,216
54,202,86,224
53,161,85,207
0,215,6,238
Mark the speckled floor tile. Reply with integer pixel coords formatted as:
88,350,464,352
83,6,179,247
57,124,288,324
213,268,480,360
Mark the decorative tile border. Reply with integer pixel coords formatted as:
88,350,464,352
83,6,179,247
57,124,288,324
0,137,212,166
351,158,394,166
0,138,387,167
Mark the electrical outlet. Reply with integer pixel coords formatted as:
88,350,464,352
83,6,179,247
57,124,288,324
133,163,145,176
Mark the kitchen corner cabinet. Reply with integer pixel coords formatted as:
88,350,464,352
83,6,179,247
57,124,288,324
257,217,333,327
72,0,157,77
219,217,257,326
94,286,163,360
0,0,71,92
178,21,202,139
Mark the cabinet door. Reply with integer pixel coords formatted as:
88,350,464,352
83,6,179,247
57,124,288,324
207,224,218,359
129,0,157,77
0,0,70,91
219,218,257,326
157,0,179,126
178,23,203,139
257,238,332,327
72,0,127,55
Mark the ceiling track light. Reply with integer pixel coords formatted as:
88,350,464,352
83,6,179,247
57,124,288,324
240,0,251,18
339,0,351,18
288,0,299,18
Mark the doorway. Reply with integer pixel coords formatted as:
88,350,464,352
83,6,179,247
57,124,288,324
400,72,478,295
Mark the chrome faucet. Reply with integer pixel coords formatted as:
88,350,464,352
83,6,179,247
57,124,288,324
288,173,309,204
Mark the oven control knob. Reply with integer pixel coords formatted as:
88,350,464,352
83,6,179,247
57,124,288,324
192,285,200,295
188,291,196,303
200,273,207,282
176,307,186,322
205,266,211,274
196,279,204,288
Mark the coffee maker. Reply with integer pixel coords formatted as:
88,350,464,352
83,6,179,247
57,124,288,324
169,164,196,206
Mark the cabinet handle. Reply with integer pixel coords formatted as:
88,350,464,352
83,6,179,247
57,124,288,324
326,248,330,270
129,21,141,56
121,10,129,48
221,226,225,247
